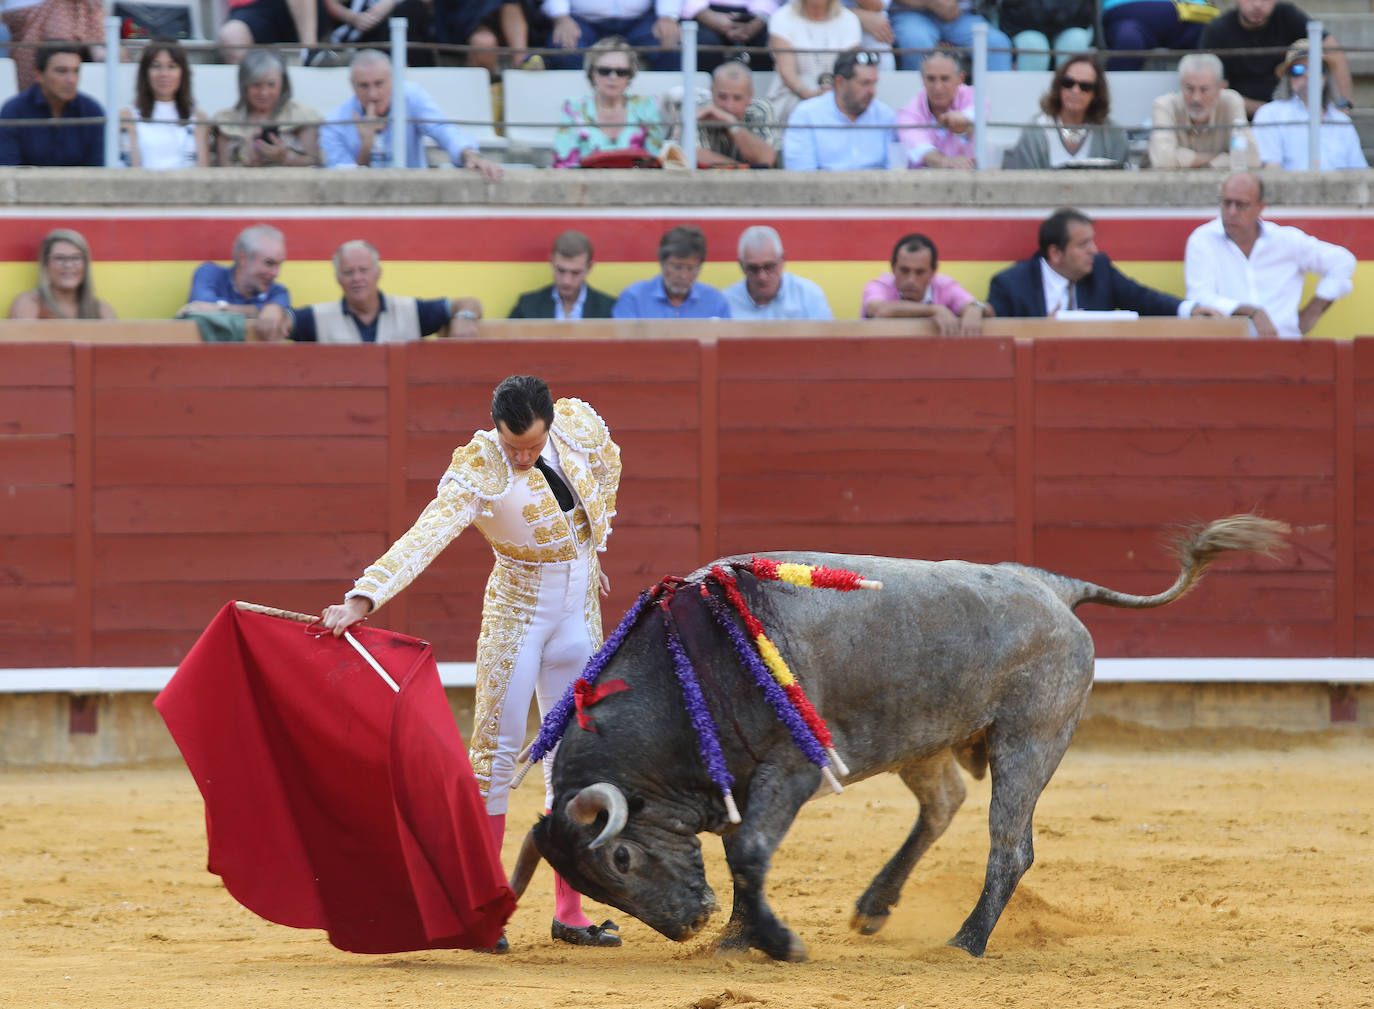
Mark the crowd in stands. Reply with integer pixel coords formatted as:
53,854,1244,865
5,179,1355,340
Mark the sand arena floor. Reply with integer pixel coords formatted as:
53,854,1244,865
3,724,1372,1009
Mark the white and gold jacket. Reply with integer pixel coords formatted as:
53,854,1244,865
347,398,621,612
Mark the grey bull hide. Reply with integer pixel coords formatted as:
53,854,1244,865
527,515,1288,962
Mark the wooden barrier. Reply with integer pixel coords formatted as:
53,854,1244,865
0,320,202,343
2,330,1369,670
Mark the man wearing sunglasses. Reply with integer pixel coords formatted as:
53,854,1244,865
782,49,897,171
1250,40,1367,170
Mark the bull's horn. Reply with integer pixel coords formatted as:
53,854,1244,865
566,782,629,850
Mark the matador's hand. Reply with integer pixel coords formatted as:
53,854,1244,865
598,571,610,598
322,596,371,637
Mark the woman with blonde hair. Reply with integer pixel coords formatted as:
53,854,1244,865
552,36,664,169
8,229,116,320
766,0,861,125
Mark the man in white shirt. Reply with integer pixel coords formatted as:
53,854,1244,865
782,50,896,171
1184,172,1356,339
722,225,834,320
1251,40,1368,171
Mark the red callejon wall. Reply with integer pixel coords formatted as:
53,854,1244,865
2,337,1370,667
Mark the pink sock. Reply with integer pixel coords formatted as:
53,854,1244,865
554,872,593,928
487,813,506,857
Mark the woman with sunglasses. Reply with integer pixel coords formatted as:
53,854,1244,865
8,229,116,320
1003,53,1128,169
552,35,665,168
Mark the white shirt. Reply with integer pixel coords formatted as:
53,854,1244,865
1251,95,1368,172
1184,217,1356,339
1039,258,1073,315
542,0,680,19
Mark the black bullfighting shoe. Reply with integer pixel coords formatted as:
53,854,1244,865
475,933,510,954
551,918,621,947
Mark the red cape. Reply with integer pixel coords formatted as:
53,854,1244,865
155,602,516,953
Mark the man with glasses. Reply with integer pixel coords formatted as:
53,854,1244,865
863,232,990,335
612,225,731,319
783,50,896,171
1251,40,1367,170
723,226,833,320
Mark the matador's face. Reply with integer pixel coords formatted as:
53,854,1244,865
496,419,549,472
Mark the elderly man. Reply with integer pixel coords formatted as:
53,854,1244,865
179,225,290,320
0,46,104,167
1200,0,1352,117
723,226,833,320
544,0,682,71
989,208,1220,319
1252,41,1368,171
695,61,778,168
783,50,896,171
288,240,482,342
1185,172,1355,340
509,230,617,320
320,50,503,176
1147,53,1258,171
863,232,990,335
895,50,976,169
612,225,730,319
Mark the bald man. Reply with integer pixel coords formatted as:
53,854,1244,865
693,61,778,168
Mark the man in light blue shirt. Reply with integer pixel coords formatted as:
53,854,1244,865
783,50,897,171
320,50,504,176
723,226,834,320
613,225,731,320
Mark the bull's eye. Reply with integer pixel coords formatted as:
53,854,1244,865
613,845,631,872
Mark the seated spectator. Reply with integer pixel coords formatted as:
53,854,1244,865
212,49,323,167
683,0,776,71
1147,52,1257,170
694,60,778,167
509,230,617,318
998,0,1093,72
0,44,103,167
723,225,833,319
322,0,438,67
320,49,503,176
219,0,319,64
783,49,896,170
1100,0,1208,72
287,240,483,342
7,228,115,320
613,225,731,319
178,224,290,319
121,41,210,170
862,232,989,334
896,49,975,168
432,0,544,78
1003,53,1129,169
1185,172,1355,339
1201,0,1353,118
3,0,104,90
766,0,861,126
886,0,1011,72
553,36,665,168
1252,41,1368,171
544,0,681,71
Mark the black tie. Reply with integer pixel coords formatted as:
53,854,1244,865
535,456,575,512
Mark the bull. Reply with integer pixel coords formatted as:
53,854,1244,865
528,516,1287,961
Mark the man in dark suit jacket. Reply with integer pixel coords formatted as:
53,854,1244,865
988,208,1220,320
509,230,617,319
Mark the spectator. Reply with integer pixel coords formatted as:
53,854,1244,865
508,230,618,318
432,0,543,78
1200,0,1353,118
553,35,664,168
896,49,975,168
1003,53,1129,169
320,49,503,176
121,41,210,170
212,48,323,167
2,0,104,90
723,225,833,319
1252,41,1368,171
219,0,320,64
323,0,438,67
683,0,776,71
613,225,731,319
543,0,682,71
862,232,989,334
1184,172,1355,339
287,240,483,342
765,0,861,126
988,207,1220,318
178,224,290,320
886,0,1012,72
783,49,896,170
694,59,778,167
842,0,896,70
998,0,1093,71
0,44,103,167
1100,0,1207,72
1147,52,1258,170
7,228,115,320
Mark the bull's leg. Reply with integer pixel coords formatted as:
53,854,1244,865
717,763,819,962
851,750,966,936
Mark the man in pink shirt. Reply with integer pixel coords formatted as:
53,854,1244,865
895,50,978,168
862,232,993,335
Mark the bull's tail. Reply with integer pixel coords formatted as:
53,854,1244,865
1062,514,1290,611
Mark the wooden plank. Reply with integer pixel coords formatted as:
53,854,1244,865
1034,476,1334,525
92,532,390,583
1033,338,1332,382
1015,339,1034,565
0,344,72,384
0,389,74,435
0,320,200,343
93,388,389,436
386,344,410,639
716,522,1017,563
0,486,73,534
94,344,389,388
719,427,1014,476
717,337,1015,381
94,484,390,534
73,344,92,665
1036,381,1334,429
0,436,73,484
1335,340,1355,656
700,340,718,565
406,338,701,384
1037,428,1334,477
1083,616,1334,657
94,436,388,485
0,584,73,630
91,630,199,666
92,579,344,630
406,381,701,434
1035,523,1332,573
407,429,700,481
719,379,1015,429
1357,428,1374,471
0,536,72,583
719,474,1014,524
0,632,74,667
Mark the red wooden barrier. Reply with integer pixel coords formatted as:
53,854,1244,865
2,337,1369,667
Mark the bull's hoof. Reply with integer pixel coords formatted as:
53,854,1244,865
850,910,890,936
945,930,987,957
715,922,808,962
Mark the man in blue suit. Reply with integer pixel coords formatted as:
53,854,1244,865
988,208,1221,320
